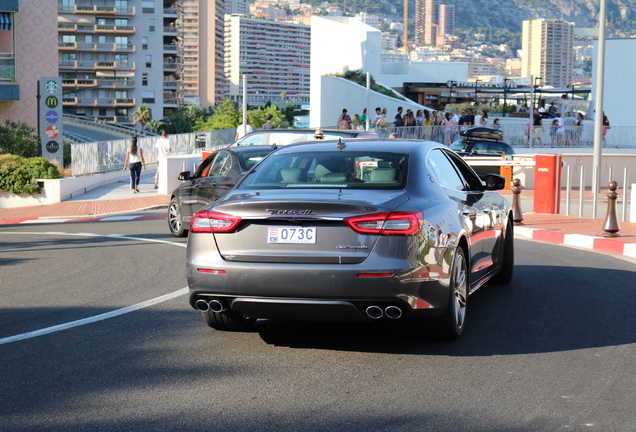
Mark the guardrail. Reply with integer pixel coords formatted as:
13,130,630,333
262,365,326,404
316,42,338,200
63,114,157,138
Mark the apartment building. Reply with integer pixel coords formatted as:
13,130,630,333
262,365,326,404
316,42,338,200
0,0,58,128
57,0,225,124
522,18,575,88
224,15,310,105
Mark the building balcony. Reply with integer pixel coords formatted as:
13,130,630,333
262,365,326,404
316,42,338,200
163,80,179,89
58,42,76,50
62,97,78,106
115,98,136,107
57,22,77,32
74,5,116,14
95,78,136,89
164,7,178,16
163,62,178,72
59,60,78,70
164,98,179,107
62,79,97,89
163,26,178,35
94,61,136,71
94,24,135,34
76,97,136,108
163,44,178,52
114,43,136,53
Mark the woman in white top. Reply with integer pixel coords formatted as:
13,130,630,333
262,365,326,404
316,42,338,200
123,136,146,194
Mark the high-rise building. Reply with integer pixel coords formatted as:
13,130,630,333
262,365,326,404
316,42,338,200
178,0,227,107
438,3,454,45
415,0,438,46
1,0,58,128
522,19,575,88
57,0,225,125
224,15,310,105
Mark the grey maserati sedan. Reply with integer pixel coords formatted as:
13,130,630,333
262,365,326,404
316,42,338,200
185,139,514,339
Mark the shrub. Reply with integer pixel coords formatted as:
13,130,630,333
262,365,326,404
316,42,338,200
0,154,62,195
0,119,41,158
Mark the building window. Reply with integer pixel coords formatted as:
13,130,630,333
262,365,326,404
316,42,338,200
142,73,148,86
115,54,129,67
115,0,128,13
145,55,152,68
115,19,128,27
114,36,128,49
62,35,76,43
149,18,155,32
142,37,148,50
98,35,106,44
142,1,155,13
61,0,75,12
142,91,155,104
84,35,93,43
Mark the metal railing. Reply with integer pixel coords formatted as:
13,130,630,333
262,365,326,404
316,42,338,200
63,114,157,138
70,129,236,175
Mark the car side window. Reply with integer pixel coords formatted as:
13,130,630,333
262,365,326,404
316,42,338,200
207,152,231,177
427,149,466,191
442,149,484,192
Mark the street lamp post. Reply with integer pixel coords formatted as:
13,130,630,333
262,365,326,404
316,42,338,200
503,78,511,117
474,79,480,104
533,76,542,110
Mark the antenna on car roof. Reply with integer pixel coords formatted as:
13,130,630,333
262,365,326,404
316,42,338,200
336,137,346,151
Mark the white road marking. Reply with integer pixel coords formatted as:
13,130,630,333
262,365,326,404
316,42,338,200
0,231,188,345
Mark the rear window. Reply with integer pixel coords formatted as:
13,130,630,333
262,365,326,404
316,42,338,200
238,151,408,190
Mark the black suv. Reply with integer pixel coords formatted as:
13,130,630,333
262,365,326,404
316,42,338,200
450,127,515,178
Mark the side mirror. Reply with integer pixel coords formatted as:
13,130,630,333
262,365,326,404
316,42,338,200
178,171,191,181
483,174,506,191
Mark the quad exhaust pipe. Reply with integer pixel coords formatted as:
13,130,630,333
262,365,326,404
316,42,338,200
365,305,403,320
194,298,227,313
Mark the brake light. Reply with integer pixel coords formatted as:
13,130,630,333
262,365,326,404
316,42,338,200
190,210,242,233
344,211,423,236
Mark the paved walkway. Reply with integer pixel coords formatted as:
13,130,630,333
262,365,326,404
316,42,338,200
1,177,634,259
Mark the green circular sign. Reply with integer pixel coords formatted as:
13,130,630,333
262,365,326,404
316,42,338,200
45,96,58,108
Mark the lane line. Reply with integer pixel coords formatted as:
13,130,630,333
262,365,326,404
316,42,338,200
0,231,188,345
0,288,189,345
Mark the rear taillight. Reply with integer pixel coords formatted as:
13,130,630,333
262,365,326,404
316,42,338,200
344,211,423,236
190,210,242,233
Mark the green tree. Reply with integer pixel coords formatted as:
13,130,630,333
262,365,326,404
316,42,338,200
0,119,41,158
247,105,284,128
132,104,152,130
194,98,241,131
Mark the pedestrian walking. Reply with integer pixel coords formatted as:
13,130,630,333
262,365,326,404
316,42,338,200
154,129,172,189
123,136,146,194
262,114,274,130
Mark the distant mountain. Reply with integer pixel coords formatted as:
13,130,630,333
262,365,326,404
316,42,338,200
447,0,636,35
343,0,636,37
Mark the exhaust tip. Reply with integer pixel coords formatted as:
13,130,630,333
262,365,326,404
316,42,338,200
366,305,384,319
208,299,227,313
385,305,403,320
195,299,210,311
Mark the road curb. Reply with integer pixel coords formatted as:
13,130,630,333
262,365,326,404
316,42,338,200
0,204,168,225
514,226,636,259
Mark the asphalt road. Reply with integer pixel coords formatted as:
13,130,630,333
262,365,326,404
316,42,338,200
1,212,635,432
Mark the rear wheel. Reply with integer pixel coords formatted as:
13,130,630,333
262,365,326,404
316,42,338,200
493,220,514,284
168,198,187,237
202,309,256,331
425,247,468,340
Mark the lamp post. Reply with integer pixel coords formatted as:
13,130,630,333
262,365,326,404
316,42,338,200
533,76,542,110
446,80,457,107
474,79,480,104
503,78,512,117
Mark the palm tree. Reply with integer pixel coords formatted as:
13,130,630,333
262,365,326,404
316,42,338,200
132,104,152,130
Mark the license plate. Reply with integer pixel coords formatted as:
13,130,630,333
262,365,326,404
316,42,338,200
267,226,316,244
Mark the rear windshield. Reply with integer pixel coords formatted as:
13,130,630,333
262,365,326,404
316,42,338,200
238,151,408,190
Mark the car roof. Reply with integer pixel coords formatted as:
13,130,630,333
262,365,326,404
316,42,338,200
270,138,436,154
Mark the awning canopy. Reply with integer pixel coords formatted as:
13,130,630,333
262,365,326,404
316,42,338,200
0,12,13,31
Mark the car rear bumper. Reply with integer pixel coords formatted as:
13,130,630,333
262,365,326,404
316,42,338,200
186,254,452,322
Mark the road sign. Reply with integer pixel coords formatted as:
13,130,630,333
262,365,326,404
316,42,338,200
39,77,63,167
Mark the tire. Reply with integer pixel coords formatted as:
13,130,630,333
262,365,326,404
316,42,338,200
425,247,468,340
493,220,514,284
202,309,256,332
168,198,188,237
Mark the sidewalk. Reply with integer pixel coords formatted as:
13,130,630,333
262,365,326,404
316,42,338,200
0,173,170,224
1,177,635,259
